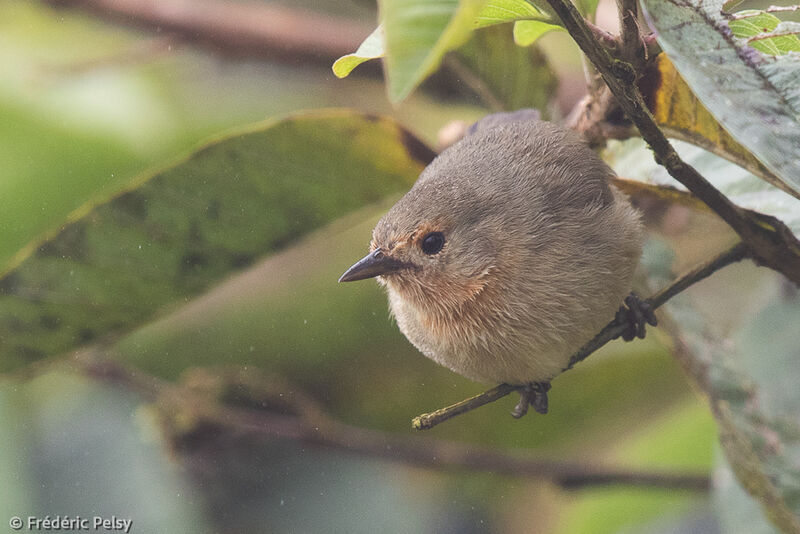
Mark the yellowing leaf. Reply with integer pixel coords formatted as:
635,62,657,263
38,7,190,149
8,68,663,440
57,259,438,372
641,0,800,196
639,54,800,200
381,0,485,102
332,26,385,79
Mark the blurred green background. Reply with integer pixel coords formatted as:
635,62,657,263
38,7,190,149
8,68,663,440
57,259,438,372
1,0,779,532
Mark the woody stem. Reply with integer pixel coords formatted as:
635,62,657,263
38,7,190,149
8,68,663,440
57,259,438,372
545,0,800,284
76,355,710,491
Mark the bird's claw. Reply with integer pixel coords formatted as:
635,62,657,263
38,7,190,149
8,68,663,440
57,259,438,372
615,292,657,341
511,381,551,418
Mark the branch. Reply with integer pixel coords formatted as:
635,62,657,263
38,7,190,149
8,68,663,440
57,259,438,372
412,241,750,430
42,0,374,68
73,354,709,492
544,0,800,285
40,36,177,77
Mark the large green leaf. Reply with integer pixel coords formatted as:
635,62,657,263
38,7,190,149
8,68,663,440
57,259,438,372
333,0,556,91
0,110,431,372
640,0,800,195
381,0,485,101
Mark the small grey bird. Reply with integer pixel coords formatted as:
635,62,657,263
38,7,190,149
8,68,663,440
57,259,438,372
340,112,650,417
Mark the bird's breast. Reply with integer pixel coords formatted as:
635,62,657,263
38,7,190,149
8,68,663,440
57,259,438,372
385,278,536,376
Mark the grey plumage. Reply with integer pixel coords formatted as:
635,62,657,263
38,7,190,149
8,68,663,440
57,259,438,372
355,117,643,384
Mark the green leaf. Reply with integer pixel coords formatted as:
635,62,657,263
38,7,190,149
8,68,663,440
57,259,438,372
332,26,385,78
638,54,799,200
453,25,558,110
0,100,146,273
729,10,800,56
474,0,550,28
380,0,485,102
513,19,564,45
640,0,800,196
0,110,431,372
332,0,557,84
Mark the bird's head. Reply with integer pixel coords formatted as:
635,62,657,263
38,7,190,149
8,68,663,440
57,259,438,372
338,175,501,310
338,115,578,311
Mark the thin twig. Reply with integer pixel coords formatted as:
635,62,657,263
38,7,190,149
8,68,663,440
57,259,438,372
645,241,749,308
544,0,800,285
748,30,800,42
74,357,709,492
226,406,709,491
413,384,517,430
43,0,374,67
728,5,800,18
38,36,178,78
567,240,749,369
766,4,800,12
412,241,750,430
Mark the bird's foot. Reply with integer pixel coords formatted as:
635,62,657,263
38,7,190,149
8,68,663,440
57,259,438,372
511,381,551,419
615,292,658,341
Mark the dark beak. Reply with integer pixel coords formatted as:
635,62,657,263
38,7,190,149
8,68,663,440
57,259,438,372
339,249,405,282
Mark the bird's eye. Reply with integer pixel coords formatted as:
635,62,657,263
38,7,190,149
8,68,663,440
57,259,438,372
420,232,445,255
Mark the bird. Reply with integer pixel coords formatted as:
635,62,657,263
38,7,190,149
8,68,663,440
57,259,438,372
339,111,654,418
